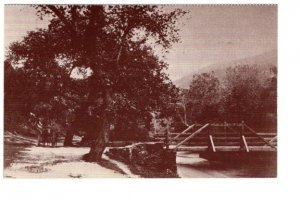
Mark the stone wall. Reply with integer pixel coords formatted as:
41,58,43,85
105,142,178,178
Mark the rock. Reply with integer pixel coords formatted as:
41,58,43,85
105,142,178,178
106,147,131,162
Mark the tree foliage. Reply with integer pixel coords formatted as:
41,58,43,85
175,65,277,132
6,5,187,160
187,72,221,123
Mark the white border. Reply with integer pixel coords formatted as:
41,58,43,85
1,1,300,200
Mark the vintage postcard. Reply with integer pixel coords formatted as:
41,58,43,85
4,4,277,178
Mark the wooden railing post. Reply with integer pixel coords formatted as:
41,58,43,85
207,124,215,152
165,121,170,149
240,121,244,149
240,121,249,152
207,124,210,149
224,121,227,143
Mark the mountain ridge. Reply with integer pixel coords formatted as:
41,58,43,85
174,50,277,89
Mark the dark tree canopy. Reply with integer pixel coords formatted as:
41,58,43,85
6,5,187,161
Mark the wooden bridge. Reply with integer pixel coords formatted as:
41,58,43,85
155,122,277,162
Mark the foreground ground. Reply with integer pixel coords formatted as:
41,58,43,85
4,131,276,178
4,131,129,178
4,146,129,178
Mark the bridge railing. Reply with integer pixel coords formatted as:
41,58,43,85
154,122,277,152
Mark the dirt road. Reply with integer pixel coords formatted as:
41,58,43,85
4,146,130,178
4,131,129,178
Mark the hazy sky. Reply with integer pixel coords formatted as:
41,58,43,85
4,5,277,81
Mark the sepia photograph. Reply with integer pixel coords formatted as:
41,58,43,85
4,4,277,178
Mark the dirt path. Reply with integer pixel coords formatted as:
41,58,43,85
4,131,36,169
4,131,130,178
4,146,130,178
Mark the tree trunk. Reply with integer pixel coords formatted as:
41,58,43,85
85,89,111,162
64,131,74,146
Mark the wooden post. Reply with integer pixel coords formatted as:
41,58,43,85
240,121,249,152
207,124,216,152
240,121,244,150
241,135,250,152
224,121,227,143
165,120,170,149
207,124,210,150
209,135,216,152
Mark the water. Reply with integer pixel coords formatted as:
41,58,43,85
177,152,276,178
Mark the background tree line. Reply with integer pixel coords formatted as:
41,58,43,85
175,64,277,132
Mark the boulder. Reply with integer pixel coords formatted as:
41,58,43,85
105,142,178,178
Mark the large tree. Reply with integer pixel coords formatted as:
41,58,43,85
7,5,186,161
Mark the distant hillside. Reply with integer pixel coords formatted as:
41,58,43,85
174,50,277,89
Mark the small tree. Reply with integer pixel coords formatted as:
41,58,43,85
175,89,190,127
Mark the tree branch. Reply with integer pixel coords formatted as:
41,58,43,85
116,24,131,67
47,6,76,36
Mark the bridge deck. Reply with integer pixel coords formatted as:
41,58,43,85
173,145,277,152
